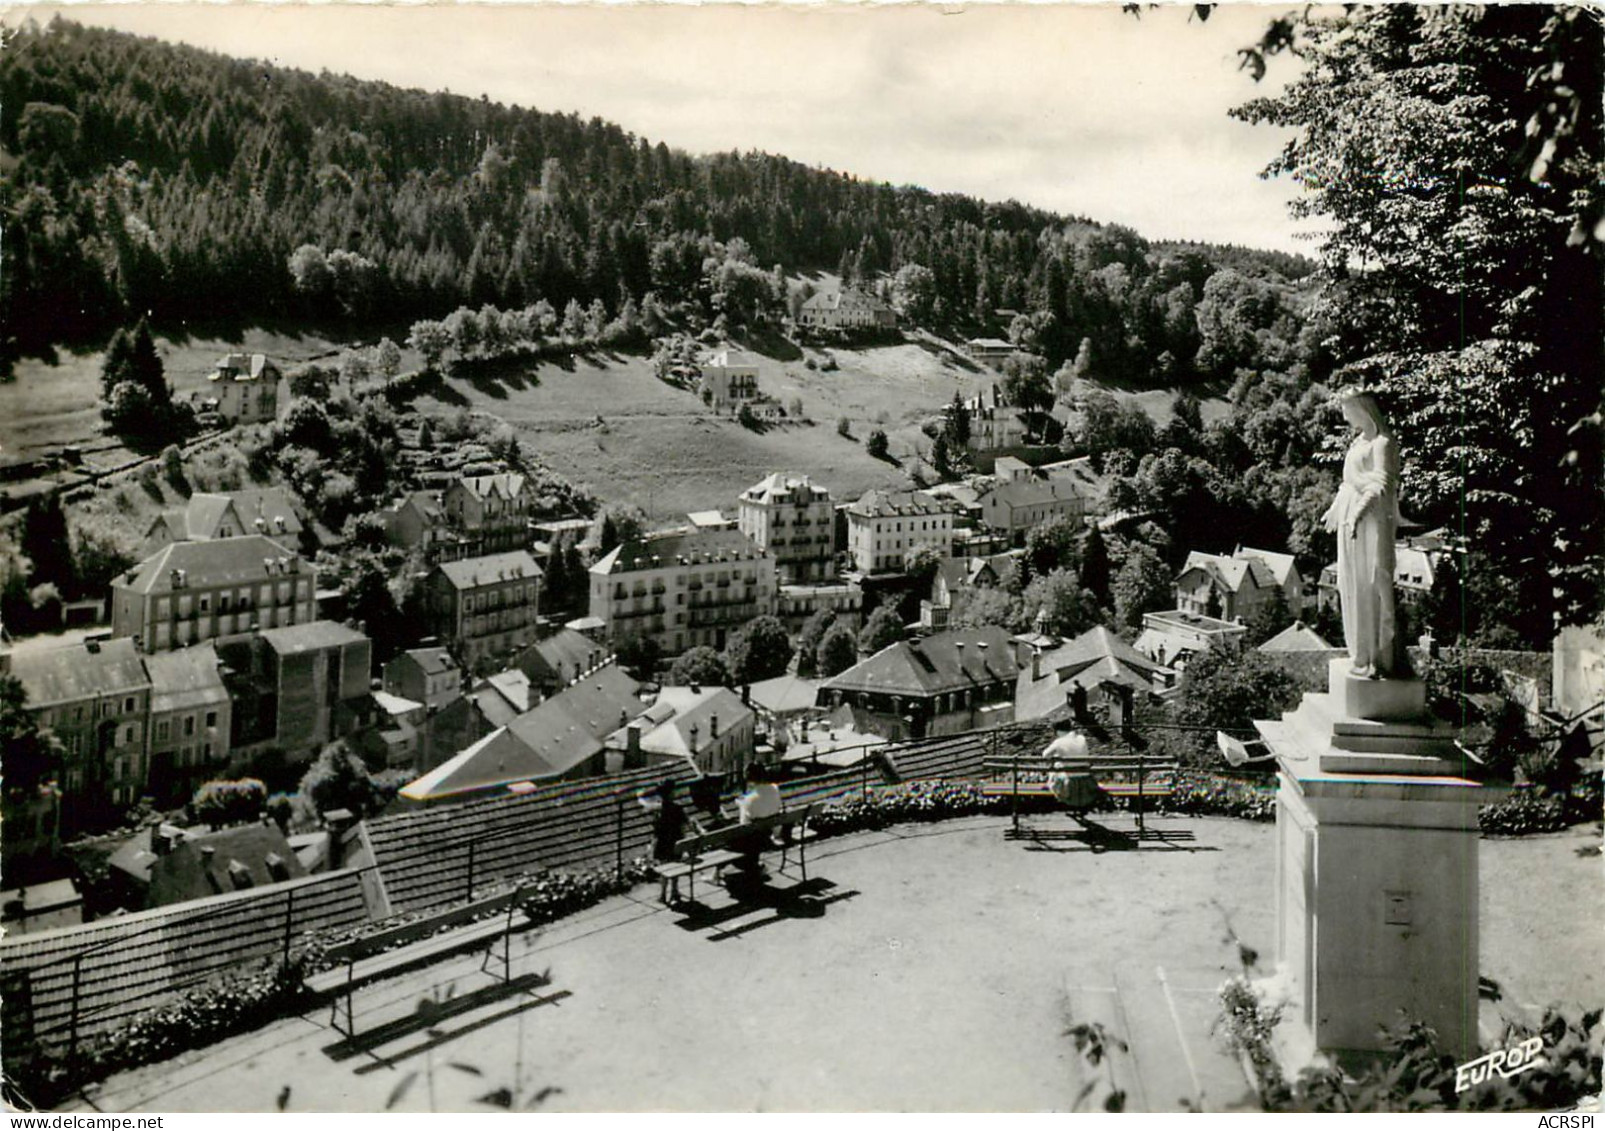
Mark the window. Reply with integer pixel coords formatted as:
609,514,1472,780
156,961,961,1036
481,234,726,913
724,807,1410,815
124,697,135,714
199,595,210,614
157,720,170,741
206,711,218,728
122,725,135,745
184,716,195,737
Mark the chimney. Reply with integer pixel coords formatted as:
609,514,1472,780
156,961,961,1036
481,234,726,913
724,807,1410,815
200,845,216,865
323,808,357,869
689,723,700,753
710,713,719,740
1031,647,1041,682
85,639,100,655
690,682,701,695
742,683,751,706
625,723,643,768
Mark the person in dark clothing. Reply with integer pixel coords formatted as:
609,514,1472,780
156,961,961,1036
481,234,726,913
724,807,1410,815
641,780,701,903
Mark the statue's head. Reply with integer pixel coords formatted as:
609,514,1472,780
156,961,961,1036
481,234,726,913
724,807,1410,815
1334,385,1389,435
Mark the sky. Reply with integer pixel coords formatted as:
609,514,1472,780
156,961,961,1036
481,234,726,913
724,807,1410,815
11,2,1323,256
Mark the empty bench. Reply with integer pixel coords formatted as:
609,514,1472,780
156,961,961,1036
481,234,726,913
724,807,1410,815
982,751,1178,837
652,804,818,905
306,883,534,1038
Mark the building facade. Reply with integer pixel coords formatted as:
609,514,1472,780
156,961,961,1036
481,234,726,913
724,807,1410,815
383,646,463,713
9,638,152,814
698,349,761,412
425,551,543,668
111,535,316,653
738,473,836,583
217,622,373,759
143,644,231,804
797,288,896,330
588,528,777,656
442,474,532,557
844,490,954,574
977,479,1087,546
206,353,284,425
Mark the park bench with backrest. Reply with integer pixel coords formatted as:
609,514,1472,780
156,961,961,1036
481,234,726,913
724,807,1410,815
982,749,1178,836
305,882,536,1038
651,804,818,905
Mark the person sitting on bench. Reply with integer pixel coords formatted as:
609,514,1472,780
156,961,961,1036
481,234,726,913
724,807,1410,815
640,780,703,903
730,762,782,877
1045,720,1099,811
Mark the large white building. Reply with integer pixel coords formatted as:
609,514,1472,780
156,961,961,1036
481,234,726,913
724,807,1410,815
844,489,954,575
738,473,836,583
589,528,777,656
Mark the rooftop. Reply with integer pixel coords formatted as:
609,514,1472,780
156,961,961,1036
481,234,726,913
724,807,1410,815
117,535,302,596
258,620,368,655
822,625,1020,698
435,551,543,591
9,637,149,709
741,472,830,506
846,489,950,520
589,528,767,575
144,643,227,715
454,473,527,501
1258,621,1335,652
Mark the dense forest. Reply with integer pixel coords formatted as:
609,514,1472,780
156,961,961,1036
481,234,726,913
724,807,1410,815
1,9,1599,650
0,17,1312,384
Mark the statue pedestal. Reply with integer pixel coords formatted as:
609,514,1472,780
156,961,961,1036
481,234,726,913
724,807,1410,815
1256,660,1483,1063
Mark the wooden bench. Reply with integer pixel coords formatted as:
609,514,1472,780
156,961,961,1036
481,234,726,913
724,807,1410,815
306,883,533,1038
652,804,818,905
982,752,1178,837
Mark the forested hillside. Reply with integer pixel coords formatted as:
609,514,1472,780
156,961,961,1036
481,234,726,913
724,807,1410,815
1,17,1311,384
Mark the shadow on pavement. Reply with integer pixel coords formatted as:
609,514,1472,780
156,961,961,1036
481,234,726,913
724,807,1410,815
324,971,569,1070
668,877,860,938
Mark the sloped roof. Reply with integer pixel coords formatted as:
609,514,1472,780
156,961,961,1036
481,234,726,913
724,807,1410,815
435,550,542,590
703,348,760,368
518,629,610,687
213,353,276,381
1016,626,1166,720
588,528,766,576
1234,546,1298,588
396,646,456,676
741,472,829,506
259,620,367,655
610,685,753,759
478,669,533,715
846,489,949,519
823,625,1019,698
402,665,644,800
117,534,301,596
146,825,306,908
144,643,226,715
183,495,234,538
373,689,424,716
220,487,303,536
747,673,823,715
801,288,888,313
1259,621,1334,652
455,473,527,501
1179,551,1275,594
11,638,149,709
981,478,1085,512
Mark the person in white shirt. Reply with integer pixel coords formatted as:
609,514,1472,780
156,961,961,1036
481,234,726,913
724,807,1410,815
1044,720,1098,810
731,763,782,876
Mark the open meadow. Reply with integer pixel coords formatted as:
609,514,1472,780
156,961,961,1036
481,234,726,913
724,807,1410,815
409,340,995,522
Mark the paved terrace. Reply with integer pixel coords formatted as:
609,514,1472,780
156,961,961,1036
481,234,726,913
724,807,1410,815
69,816,1601,1113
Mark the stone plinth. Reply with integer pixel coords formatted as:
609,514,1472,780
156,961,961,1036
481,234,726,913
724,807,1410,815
1256,661,1484,1062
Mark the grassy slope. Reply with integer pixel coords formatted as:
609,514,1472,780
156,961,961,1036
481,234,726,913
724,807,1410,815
410,339,996,523
0,330,357,464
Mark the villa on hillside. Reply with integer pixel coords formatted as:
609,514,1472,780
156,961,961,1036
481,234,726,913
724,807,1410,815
698,348,761,412
797,287,896,330
203,353,286,425
1014,625,1172,724
139,487,305,559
